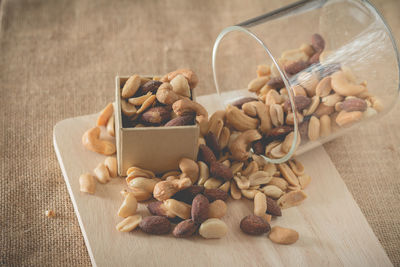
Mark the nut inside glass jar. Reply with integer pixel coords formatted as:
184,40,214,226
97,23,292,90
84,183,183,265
212,0,399,163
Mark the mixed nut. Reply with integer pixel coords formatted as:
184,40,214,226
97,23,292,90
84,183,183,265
119,69,201,128
78,67,325,245
244,33,382,157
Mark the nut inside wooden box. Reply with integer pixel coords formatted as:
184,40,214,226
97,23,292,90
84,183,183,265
115,76,199,176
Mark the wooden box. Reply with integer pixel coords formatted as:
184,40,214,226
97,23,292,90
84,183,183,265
115,76,199,176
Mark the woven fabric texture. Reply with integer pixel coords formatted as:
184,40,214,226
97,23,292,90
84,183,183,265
0,0,399,265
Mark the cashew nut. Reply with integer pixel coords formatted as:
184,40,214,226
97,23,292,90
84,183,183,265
121,100,137,117
161,69,199,89
153,177,192,201
226,105,259,132
97,102,114,126
218,127,230,150
229,129,262,161
331,71,366,96
172,98,209,135
106,114,115,137
179,158,199,184
82,127,116,155
251,101,272,134
248,76,270,92
156,82,181,105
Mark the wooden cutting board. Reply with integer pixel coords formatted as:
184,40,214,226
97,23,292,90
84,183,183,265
53,109,392,266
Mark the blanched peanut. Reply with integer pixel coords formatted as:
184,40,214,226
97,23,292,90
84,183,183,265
204,178,223,189
308,116,320,141
197,161,209,185
129,187,152,202
118,192,138,218
126,177,158,193
254,192,267,217
268,177,288,191
179,158,199,184
79,173,96,194
208,200,227,218
219,181,230,192
230,180,242,200
94,163,110,184
199,218,228,239
116,215,142,232
269,226,299,245
241,189,259,199
298,174,312,189
319,115,331,137
261,185,283,199
163,199,191,219
121,74,141,98
104,156,117,178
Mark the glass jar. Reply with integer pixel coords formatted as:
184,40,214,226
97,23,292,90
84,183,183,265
212,0,399,163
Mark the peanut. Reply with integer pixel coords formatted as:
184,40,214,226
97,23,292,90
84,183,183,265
163,199,191,219
254,192,267,217
269,226,299,245
104,156,117,178
199,218,228,239
93,163,110,184
208,200,227,218
116,215,142,232
118,192,138,218
79,173,96,194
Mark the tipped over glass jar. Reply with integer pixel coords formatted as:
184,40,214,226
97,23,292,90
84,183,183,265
212,0,399,163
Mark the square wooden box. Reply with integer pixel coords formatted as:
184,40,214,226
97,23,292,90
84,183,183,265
115,76,200,176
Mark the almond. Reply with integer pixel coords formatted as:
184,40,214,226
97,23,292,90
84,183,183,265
139,216,171,235
283,95,311,112
164,115,195,126
205,132,221,156
340,98,367,112
210,162,233,181
311,33,325,52
173,219,198,238
267,77,284,89
198,144,217,165
191,194,210,224
139,80,162,94
147,201,175,218
284,60,310,75
172,185,204,204
240,215,271,235
203,188,228,202
231,97,259,109
141,106,171,125
266,197,282,216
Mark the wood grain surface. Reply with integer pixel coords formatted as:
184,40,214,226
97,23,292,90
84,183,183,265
53,112,392,267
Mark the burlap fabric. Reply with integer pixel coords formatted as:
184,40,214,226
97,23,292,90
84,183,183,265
1,0,399,265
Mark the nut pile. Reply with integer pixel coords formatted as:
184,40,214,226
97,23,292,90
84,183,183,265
80,68,316,244
244,33,382,156
120,69,202,128
118,148,306,242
